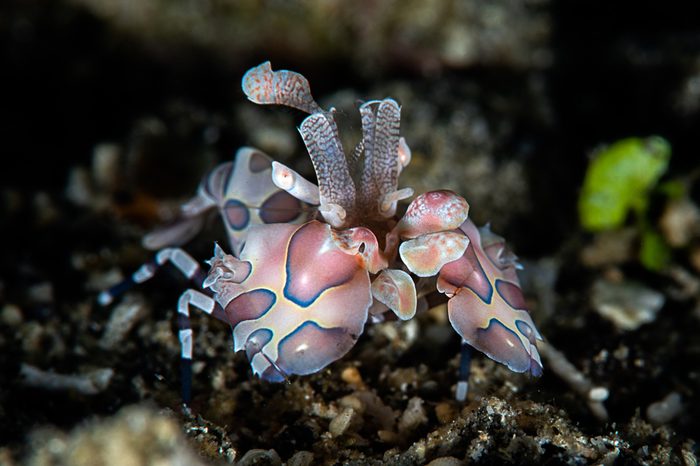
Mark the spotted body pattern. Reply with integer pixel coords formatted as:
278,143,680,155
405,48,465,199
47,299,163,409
206,221,372,381
143,147,307,256
108,62,543,397
438,220,543,376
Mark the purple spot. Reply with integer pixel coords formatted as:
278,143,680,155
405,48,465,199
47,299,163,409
261,364,286,382
495,279,527,310
275,321,358,376
260,191,303,223
284,222,358,307
460,246,493,304
245,328,273,360
515,319,537,345
205,162,233,200
248,150,272,173
225,289,276,328
474,319,531,374
224,199,249,230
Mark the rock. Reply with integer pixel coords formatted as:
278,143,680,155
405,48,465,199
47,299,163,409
329,407,357,437
435,402,457,424
0,304,23,327
426,456,464,466
340,366,365,389
236,449,281,466
646,392,683,426
286,451,314,466
591,278,665,331
99,295,149,350
398,397,429,433
20,364,114,396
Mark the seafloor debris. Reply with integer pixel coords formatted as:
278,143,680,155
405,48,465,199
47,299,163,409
397,397,429,434
0,303,23,327
591,278,665,331
98,294,149,350
19,364,114,395
65,143,123,211
235,449,282,466
24,404,207,466
646,391,683,426
659,196,700,248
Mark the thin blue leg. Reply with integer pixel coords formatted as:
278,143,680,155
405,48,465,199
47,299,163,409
456,339,473,402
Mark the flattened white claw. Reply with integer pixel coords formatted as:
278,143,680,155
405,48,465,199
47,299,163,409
371,269,417,320
400,231,470,277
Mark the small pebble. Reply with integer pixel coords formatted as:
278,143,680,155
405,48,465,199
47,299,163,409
377,429,399,443
20,364,114,395
99,296,148,350
329,407,356,437
92,143,122,192
236,449,281,466
398,397,428,433
341,366,365,388
659,197,700,248
426,457,464,466
339,394,365,413
589,387,609,402
287,451,314,466
435,402,457,424
647,392,683,426
0,304,23,327
65,167,94,207
28,282,54,304
591,278,665,331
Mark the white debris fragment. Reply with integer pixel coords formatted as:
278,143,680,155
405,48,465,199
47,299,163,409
659,196,700,248
20,364,114,395
591,278,665,331
236,449,282,466
329,407,356,437
0,304,23,327
398,397,428,433
65,167,94,207
28,281,54,304
646,392,683,426
92,143,122,192
99,295,149,350
588,387,610,402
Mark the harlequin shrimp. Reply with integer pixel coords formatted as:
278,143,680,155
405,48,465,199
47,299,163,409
100,61,543,404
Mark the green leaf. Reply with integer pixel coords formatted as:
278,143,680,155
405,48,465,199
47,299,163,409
579,136,671,232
